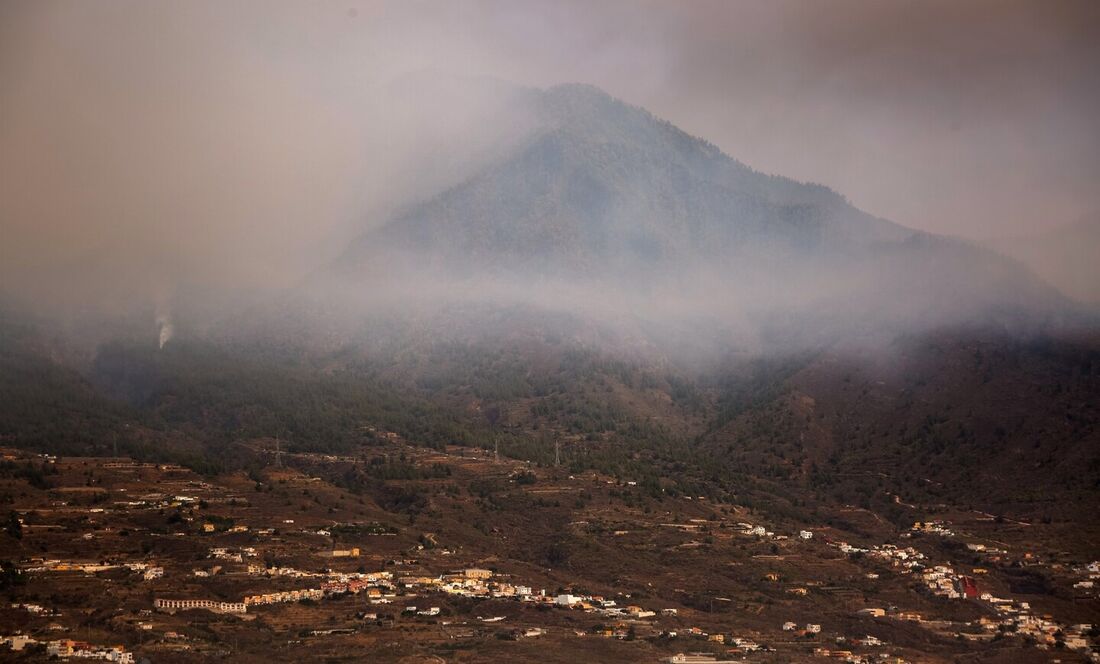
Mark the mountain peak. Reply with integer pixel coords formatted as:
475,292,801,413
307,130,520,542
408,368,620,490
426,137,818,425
539,83,729,165
545,82,619,104
341,83,909,277
329,82,1070,336
541,83,643,125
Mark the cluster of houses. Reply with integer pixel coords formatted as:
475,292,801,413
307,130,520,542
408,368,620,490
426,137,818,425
831,540,927,573
0,635,133,663
910,521,954,537
550,592,660,618
1072,560,1100,596
157,568,516,614
845,635,884,647
11,602,55,615
247,564,326,579
975,593,1093,651
151,565,673,624
202,522,249,534
209,546,257,563
665,627,907,662
728,521,813,542
865,544,925,570
828,530,1097,655
735,522,774,538
111,492,204,512
829,538,982,601
810,647,907,662
782,621,822,635
661,625,770,650
731,521,796,541
22,560,119,574
21,559,155,576
963,542,1005,556
46,640,135,662
710,634,764,652
245,588,324,606
920,565,979,600
316,567,523,603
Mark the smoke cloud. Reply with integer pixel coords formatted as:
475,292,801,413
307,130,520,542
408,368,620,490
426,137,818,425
1,0,1097,319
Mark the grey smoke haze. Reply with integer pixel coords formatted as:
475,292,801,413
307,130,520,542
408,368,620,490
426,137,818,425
1,0,1098,309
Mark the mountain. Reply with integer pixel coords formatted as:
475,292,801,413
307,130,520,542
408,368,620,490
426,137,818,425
697,329,1100,520
343,84,909,275
330,83,1075,352
3,81,1096,511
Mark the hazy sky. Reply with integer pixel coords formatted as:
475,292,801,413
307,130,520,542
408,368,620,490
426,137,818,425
2,0,1098,302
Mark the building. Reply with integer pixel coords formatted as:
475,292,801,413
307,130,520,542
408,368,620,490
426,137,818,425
960,576,979,599
46,640,133,663
2,635,36,651
464,568,493,579
244,588,323,605
154,598,247,614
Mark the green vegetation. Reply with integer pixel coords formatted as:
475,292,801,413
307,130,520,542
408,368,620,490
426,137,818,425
2,309,1097,520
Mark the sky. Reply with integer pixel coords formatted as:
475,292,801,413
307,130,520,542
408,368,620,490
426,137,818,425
1,0,1098,305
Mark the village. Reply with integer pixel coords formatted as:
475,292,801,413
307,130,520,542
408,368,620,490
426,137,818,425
828,522,1098,654
1,446,1098,663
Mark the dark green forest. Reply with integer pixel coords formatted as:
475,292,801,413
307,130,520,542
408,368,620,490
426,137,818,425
2,307,1098,520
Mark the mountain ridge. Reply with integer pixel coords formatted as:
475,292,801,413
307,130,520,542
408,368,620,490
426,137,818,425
342,82,917,279
323,82,1079,353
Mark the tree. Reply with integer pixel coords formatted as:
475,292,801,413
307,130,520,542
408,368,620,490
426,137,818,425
544,541,570,568
4,511,21,540
0,560,25,590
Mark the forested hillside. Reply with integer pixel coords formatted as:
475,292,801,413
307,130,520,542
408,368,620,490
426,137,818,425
5,300,1097,524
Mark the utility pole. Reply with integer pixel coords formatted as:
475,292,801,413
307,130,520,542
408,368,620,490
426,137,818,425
555,440,561,468
484,404,501,465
